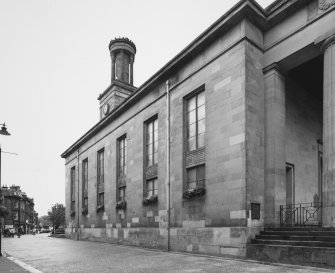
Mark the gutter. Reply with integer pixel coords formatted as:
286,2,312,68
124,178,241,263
166,80,171,251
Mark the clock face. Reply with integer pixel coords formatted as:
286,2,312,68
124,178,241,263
103,104,109,115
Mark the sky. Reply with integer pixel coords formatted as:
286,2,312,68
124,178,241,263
0,0,273,216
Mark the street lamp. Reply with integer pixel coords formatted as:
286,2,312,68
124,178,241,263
0,123,11,257
0,123,10,136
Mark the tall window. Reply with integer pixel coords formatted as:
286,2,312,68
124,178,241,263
70,166,76,214
186,91,205,151
118,136,127,177
97,149,104,208
117,135,127,203
146,118,158,167
144,117,159,200
82,159,88,210
187,165,205,190
146,178,158,197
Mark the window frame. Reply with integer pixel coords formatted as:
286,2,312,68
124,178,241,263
70,166,76,214
146,178,158,198
97,149,105,209
117,135,127,203
144,116,158,167
185,87,205,152
186,164,205,190
82,158,88,209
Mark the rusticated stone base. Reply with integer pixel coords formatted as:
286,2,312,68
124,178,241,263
65,226,261,257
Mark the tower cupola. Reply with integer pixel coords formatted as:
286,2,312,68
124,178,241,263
109,37,136,85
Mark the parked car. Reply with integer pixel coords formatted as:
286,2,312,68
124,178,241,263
40,228,50,233
4,228,15,237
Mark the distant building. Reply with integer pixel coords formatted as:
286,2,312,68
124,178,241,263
1,185,37,234
61,0,335,259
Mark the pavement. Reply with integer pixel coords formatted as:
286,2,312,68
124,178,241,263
2,234,335,273
0,254,29,273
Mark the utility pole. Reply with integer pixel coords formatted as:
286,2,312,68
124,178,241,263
0,123,11,257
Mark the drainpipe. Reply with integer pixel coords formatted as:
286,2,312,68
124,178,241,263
166,80,171,251
77,149,80,240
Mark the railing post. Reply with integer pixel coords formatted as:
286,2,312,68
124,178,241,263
280,205,282,227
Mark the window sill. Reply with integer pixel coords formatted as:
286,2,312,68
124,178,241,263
142,195,158,206
183,187,206,199
96,205,104,212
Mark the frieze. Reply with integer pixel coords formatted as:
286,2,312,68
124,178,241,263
319,0,335,10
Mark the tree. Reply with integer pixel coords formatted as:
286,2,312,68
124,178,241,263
48,203,65,230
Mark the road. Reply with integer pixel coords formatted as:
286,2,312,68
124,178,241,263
1,234,333,273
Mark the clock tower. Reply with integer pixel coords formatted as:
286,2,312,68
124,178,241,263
98,37,137,119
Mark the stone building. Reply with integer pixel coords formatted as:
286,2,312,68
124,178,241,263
1,185,37,234
61,0,335,260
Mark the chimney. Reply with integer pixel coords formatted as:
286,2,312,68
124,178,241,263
98,37,137,119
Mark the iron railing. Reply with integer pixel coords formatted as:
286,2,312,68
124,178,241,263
280,202,322,227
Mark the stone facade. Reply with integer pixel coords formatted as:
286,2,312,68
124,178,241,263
62,0,335,257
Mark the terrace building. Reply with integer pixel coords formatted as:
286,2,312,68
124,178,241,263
1,185,37,234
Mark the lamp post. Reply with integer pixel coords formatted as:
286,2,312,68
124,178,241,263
0,123,11,257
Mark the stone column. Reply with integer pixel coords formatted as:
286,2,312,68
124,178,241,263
263,64,286,227
130,55,134,85
322,34,335,227
111,52,115,82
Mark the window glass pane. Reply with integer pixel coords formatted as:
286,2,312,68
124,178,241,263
198,133,205,148
153,152,158,164
147,143,153,155
154,127,158,142
188,110,196,124
153,141,158,153
187,97,196,112
198,92,205,106
154,119,158,131
187,168,196,183
198,105,205,121
197,165,205,180
198,119,205,134
188,137,196,151
188,123,196,137
147,130,153,144
153,179,158,190
148,122,153,134
148,154,153,166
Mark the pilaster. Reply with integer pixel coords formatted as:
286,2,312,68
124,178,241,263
263,64,286,227
321,34,335,226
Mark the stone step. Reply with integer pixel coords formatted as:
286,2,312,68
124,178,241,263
256,234,335,242
247,244,335,268
265,227,334,231
252,239,335,247
260,230,335,236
